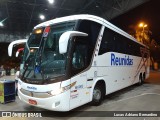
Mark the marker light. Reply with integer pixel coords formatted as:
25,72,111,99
34,29,42,34
30,49,34,53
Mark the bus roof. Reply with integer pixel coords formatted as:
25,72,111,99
34,14,147,47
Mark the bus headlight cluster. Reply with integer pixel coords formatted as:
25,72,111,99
48,82,76,96
50,88,63,96
49,85,70,96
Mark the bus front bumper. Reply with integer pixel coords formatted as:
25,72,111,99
18,89,70,111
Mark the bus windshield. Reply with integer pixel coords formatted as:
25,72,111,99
21,21,76,82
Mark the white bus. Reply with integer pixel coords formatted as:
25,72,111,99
9,14,150,111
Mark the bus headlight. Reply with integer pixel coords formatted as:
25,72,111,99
50,88,63,96
48,82,76,96
49,85,70,96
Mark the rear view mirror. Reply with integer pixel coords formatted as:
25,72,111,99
59,31,88,54
8,39,27,57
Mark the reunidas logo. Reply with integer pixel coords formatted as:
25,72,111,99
111,53,133,66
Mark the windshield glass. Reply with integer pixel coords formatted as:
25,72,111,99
21,21,76,81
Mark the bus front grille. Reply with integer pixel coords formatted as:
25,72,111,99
20,88,52,98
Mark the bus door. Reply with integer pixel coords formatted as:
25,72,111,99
70,39,90,109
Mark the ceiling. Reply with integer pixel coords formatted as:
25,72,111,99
0,0,149,32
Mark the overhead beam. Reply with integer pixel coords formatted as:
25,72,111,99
77,0,96,13
54,0,67,18
102,0,150,20
6,1,73,11
27,0,36,30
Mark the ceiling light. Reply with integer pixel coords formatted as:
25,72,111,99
0,22,4,27
39,14,45,20
48,0,54,4
0,18,7,27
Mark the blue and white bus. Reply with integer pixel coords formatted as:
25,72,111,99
8,14,150,111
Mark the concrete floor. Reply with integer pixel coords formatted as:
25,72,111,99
0,71,160,120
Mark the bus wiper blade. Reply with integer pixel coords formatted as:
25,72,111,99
21,63,29,80
22,55,35,80
21,42,31,80
40,68,45,83
35,38,46,81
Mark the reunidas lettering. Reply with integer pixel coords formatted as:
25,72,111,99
111,53,133,66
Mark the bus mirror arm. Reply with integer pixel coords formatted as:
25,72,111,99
8,39,27,57
59,31,88,54
16,48,24,57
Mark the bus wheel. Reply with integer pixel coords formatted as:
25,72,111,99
91,85,103,106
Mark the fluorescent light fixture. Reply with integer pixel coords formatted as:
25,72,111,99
48,0,54,4
0,18,7,27
39,14,45,20
0,22,3,27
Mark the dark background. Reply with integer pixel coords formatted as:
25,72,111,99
1,0,160,68
111,0,160,44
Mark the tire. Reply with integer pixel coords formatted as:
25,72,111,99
91,84,103,106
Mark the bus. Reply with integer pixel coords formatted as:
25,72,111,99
8,14,150,111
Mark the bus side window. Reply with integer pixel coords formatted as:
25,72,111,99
71,39,88,76
72,43,86,69
98,28,116,55
71,20,101,76
76,20,101,66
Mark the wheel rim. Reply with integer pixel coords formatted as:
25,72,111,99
93,88,101,101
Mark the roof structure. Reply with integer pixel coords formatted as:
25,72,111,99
0,0,149,32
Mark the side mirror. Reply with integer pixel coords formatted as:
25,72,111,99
8,39,27,57
59,31,88,54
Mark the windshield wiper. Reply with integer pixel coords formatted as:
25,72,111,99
21,59,31,80
21,41,31,80
29,37,46,82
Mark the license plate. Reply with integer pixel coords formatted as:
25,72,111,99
29,99,37,105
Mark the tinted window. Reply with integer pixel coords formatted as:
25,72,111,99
71,20,101,76
99,27,144,57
